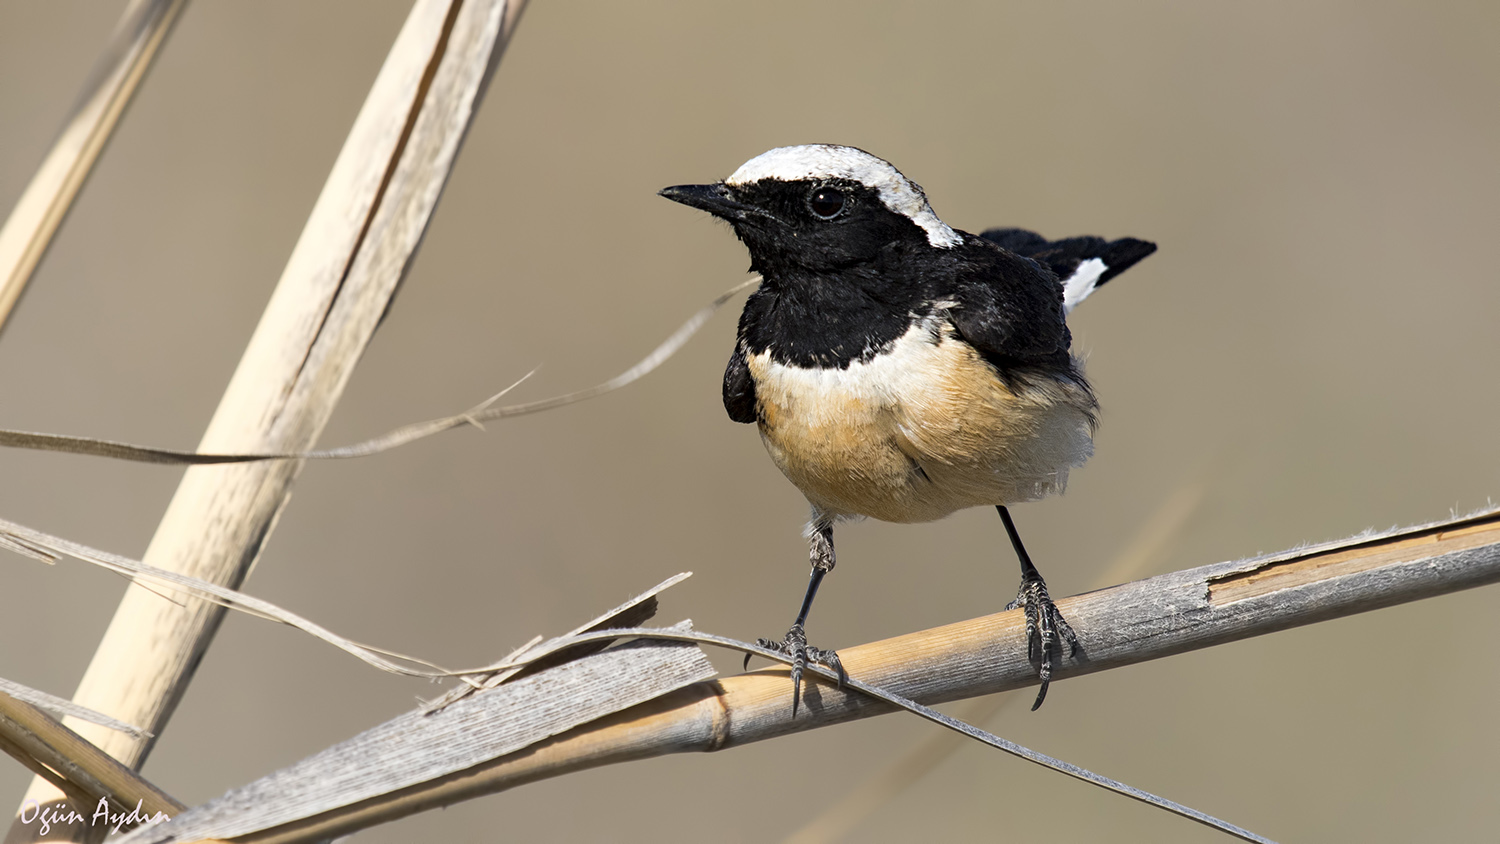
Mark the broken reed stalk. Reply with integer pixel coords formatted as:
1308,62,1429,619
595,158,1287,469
205,509,1500,844
7,1,527,841
0,0,187,338
0,691,182,821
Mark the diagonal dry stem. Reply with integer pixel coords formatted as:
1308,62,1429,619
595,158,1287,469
0,0,188,338
87,507,1497,844
7,2,529,841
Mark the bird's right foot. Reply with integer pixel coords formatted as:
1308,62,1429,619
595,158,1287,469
1006,571,1081,711
743,623,845,716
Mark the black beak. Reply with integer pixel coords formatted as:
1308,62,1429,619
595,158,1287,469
658,183,752,221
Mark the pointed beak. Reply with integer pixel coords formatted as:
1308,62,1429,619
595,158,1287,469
658,182,753,221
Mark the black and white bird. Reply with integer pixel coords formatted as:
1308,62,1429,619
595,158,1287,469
660,145,1155,713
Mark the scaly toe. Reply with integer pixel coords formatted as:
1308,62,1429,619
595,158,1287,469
746,624,842,716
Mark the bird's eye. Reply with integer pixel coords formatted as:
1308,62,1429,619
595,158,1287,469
808,186,847,220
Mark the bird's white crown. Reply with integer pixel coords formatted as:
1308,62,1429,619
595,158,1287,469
726,145,961,248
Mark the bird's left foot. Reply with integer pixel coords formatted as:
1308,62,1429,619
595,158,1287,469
1006,573,1082,710
744,623,846,716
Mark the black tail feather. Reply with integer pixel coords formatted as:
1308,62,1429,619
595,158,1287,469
980,228,1157,289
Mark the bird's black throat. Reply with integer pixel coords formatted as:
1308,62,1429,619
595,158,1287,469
737,260,934,369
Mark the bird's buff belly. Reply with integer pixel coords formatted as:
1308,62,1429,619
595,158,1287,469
747,328,1095,524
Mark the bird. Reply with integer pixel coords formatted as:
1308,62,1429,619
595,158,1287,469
659,144,1155,714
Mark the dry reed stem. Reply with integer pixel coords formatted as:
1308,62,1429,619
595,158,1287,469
0,691,182,821
7,1,526,841
169,508,1500,844
0,0,187,337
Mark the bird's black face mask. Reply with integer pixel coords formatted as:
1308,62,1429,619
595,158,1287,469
660,179,929,273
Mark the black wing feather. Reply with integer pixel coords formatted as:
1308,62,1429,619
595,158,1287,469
946,243,1073,370
722,343,757,424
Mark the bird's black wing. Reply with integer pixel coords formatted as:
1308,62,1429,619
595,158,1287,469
981,227,1156,291
722,342,758,424
945,241,1075,371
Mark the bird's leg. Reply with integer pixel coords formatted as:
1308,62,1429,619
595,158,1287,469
998,505,1081,710
745,519,846,716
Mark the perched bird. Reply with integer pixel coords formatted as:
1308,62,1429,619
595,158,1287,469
660,145,1155,713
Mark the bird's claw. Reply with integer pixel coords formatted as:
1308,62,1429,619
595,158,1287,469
1007,574,1081,710
745,623,845,717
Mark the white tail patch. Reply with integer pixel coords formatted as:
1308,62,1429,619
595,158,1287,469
1061,258,1106,315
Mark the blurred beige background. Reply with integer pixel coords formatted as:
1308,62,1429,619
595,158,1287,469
2,1,1498,841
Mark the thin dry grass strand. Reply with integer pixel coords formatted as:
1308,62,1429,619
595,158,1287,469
0,513,690,688
782,696,1006,844
824,665,1273,844
785,476,1209,844
421,572,690,712
0,682,146,740
0,277,760,465
0,534,58,565
0,517,454,681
